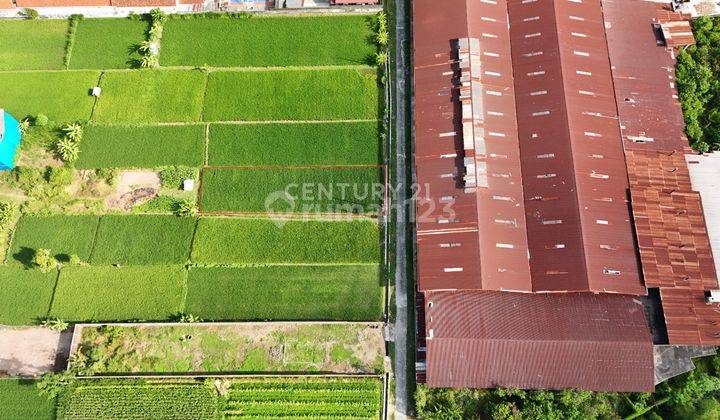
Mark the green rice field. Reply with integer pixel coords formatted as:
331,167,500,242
203,68,379,121
0,379,54,420
0,268,58,325
190,217,381,264
0,19,67,70
49,266,187,322
90,215,196,265
77,124,205,168
0,71,99,122
70,18,148,69
200,167,383,213
186,265,382,320
9,215,99,267
160,15,376,67
207,122,380,166
93,70,206,123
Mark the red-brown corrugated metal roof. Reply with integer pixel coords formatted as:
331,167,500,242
111,0,174,6
661,287,720,345
423,290,655,391
657,9,696,47
508,0,644,294
0,0,14,9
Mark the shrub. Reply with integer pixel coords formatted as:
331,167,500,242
37,372,75,400
34,114,49,127
161,166,197,189
55,137,80,162
68,254,83,266
63,15,83,69
23,8,38,19
46,166,74,187
0,201,16,231
33,249,59,273
63,123,84,142
18,119,30,134
41,317,69,332
95,168,118,186
174,199,196,217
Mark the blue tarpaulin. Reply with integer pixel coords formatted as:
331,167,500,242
0,110,21,170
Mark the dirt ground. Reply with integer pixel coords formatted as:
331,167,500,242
105,170,161,210
0,327,71,377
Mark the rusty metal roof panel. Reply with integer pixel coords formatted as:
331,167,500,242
413,0,533,292
507,0,644,294
603,0,689,152
423,290,655,391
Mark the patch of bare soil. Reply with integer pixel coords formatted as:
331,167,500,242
0,327,63,377
105,171,161,211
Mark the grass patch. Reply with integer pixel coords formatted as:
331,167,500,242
77,124,205,168
191,217,381,264
9,215,99,267
49,266,186,322
70,18,148,69
0,19,67,70
208,122,380,166
0,71,99,122
0,268,57,325
160,15,375,67
185,265,382,321
93,70,206,123
58,379,217,420
72,323,384,374
203,68,378,121
200,167,383,213
91,215,196,265
0,379,55,420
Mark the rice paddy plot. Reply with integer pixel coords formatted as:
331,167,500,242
200,167,383,214
49,266,187,322
0,19,67,70
70,17,148,69
190,217,381,264
90,215,196,265
77,124,205,169
0,379,55,420
0,268,57,325
185,265,383,321
93,69,206,123
9,214,99,267
160,15,376,67
203,68,379,121
207,122,381,166
0,71,100,122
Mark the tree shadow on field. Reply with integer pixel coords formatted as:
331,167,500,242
12,247,36,268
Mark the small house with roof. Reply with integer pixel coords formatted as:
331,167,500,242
0,109,21,170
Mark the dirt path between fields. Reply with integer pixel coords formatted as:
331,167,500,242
0,327,72,377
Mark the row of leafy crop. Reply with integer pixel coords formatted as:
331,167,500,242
0,14,378,71
36,377,382,420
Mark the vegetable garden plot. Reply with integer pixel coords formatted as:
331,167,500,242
160,15,376,67
0,19,67,70
0,268,57,325
222,378,382,419
9,215,99,267
208,122,380,166
70,18,148,70
49,266,186,322
190,217,381,264
77,124,205,169
90,215,196,265
0,71,100,122
0,379,54,420
203,68,379,121
93,70,206,123
185,265,383,321
199,167,384,214
57,380,218,420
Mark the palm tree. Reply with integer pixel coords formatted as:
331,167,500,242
63,123,83,142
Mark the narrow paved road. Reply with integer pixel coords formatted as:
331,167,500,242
394,0,411,416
